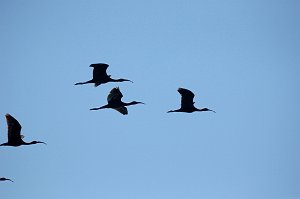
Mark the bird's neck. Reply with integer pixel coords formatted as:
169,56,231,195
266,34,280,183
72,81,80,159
125,101,138,106
23,142,34,145
24,141,43,145
196,108,214,112
110,78,122,82
111,78,131,82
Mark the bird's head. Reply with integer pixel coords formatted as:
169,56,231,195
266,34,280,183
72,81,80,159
201,108,216,113
0,177,14,182
130,101,145,105
118,78,133,83
30,141,47,145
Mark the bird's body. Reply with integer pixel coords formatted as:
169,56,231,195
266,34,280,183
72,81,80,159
0,177,14,182
0,114,46,147
168,88,215,113
75,63,133,87
90,87,144,115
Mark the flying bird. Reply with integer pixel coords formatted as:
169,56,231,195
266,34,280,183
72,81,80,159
75,63,133,87
0,177,14,182
168,88,215,113
90,87,144,115
0,114,46,147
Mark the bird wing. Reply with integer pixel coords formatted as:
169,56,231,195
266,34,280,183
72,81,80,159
113,106,128,115
107,87,123,103
5,114,23,143
90,63,109,79
178,88,195,109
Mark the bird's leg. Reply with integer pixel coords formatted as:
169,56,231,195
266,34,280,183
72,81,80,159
75,79,93,85
90,104,109,111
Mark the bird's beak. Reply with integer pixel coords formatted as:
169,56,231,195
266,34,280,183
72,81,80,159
209,109,216,113
39,141,47,145
124,79,133,83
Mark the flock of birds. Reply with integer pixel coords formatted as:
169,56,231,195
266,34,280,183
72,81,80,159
1,63,215,183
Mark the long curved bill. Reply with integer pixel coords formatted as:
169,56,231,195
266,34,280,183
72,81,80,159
38,141,47,145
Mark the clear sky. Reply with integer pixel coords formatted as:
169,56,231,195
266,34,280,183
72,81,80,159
1,0,299,198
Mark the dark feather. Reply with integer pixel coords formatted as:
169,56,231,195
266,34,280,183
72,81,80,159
113,107,128,115
178,88,195,109
5,114,23,143
107,87,123,103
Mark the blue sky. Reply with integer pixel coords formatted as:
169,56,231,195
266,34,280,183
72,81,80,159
1,0,299,198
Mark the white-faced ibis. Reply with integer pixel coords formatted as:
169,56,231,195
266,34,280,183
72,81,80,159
75,63,133,87
0,114,46,147
90,87,144,115
168,88,215,113
0,177,14,182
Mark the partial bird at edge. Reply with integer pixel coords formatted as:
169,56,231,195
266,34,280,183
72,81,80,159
0,114,46,147
0,177,14,182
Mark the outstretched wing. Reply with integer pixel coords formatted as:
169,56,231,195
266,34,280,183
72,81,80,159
178,88,195,109
5,114,22,143
107,87,123,103
113,106,128,115
90,63,109,79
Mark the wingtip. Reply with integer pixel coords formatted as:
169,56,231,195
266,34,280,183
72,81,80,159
177,87,185,93
90,63,109,67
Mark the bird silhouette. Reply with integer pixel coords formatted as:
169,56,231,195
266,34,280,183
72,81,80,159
0,177,14,182
90,87,144,115
75,63,133,87
0,114,46,147
168,88,215,113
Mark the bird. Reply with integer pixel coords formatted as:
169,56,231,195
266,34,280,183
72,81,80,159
75,63,133,87
167,88,215,113
0,177,14,182
90,87,144,115
0,114,46,147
